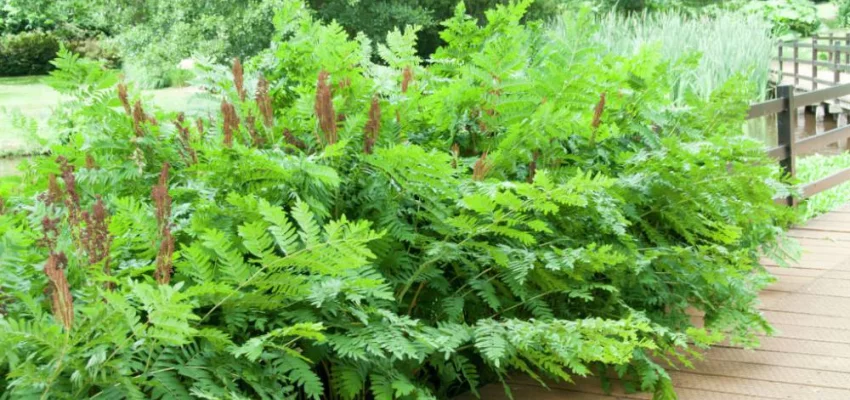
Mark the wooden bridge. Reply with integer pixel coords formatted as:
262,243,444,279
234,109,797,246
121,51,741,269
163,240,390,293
462,81,850,400
776,34,850,114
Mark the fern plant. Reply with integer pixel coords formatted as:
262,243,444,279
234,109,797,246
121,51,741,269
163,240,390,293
0,1,795,399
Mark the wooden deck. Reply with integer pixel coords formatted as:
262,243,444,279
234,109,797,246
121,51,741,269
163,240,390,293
774,61,850,110
464,204,850,400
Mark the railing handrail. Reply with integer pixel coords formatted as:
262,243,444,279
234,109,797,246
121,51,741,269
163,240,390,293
748,83,850,205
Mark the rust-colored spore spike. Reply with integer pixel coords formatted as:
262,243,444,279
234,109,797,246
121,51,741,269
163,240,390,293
314,70,338,145
118,83,131,115
154,227,175,285
152,162,172,233
256,76,274,128
284,129,306,151
363,96,381,154
472,152,492,181
82,196,113,290
85,154,97,170
196,117,205,139
451,143,460,169
46,174,63,205
44,252,73,330
527,150,539,183
221,100,239,148
57,156,81,227
402,67,413,93
232,58,246,102
589,92,606,146
132,101,147,137
39,216,60,252
591,92,606,131
0,196,4,215
174,113,198,164
246,114,264,147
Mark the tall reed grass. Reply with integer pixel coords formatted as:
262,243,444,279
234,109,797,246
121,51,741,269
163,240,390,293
553,10,775,102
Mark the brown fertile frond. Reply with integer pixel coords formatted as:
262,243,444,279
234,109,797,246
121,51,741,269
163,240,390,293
402,67,413,93
591,92,606,129
81,197,113,289
39,216,60,252
118,83,131,115
0,196,4,215
132,101,147,137
152,162,172,233
44,252,73,330
363,96,381,154
57,157,81,227
314,70,338,145
221,100,239,148
44,174,63,205
472,152,492,181
196,117,205,139
246,114,264,147
256,76,274,128
451,143,460,169
527,150,539,183
232,58,246,101
154,227,175,285
284,129,306,151
174,113,198,165
85,154,97,170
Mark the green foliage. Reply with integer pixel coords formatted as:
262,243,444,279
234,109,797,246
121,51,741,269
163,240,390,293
0,1,795,399
114,0,285,88
736,0,822,37
578,9,774,102
0,31,59,76
304,0,563,58
797,152,850,220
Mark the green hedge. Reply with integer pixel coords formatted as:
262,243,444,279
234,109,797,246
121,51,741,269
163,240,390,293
0,31,59,76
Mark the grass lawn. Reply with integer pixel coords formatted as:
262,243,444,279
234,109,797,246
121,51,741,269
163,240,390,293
0,75,216,167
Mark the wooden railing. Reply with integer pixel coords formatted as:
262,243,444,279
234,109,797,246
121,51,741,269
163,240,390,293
748,83,850,206
777,33,850,89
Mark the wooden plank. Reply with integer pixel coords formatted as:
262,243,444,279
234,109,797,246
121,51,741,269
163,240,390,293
761,310,850,331
748,336,850,358
683,359,850,389
764,144,787,160
705,347,850,373
794,278,850,298
764,266,826,278
747,98,785,120
795,125,850,157
667,371,850,400
803,167,850,198
761,293,850,317
795,83,850,106
787,229,850,240
786,42,850,52
769,323,850,344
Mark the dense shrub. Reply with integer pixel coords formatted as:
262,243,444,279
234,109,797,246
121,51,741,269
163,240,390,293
305,0,563,58
0,31,59,76
0,1,794,399
113,0,283,88
736,0,821,37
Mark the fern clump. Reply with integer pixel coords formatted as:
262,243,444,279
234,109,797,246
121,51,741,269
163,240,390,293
0,1,794,399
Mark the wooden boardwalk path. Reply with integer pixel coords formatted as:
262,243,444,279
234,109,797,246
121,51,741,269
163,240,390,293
464,204,850,400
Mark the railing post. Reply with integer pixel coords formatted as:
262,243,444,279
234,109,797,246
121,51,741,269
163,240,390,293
846,33,849,64
813,37,819,90
794,41,800,87
777,85,797,207
779,43,784,80
835,36,841,84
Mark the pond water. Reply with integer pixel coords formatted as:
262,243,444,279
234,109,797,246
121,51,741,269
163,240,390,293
747,107,845,155
0,157,22,177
